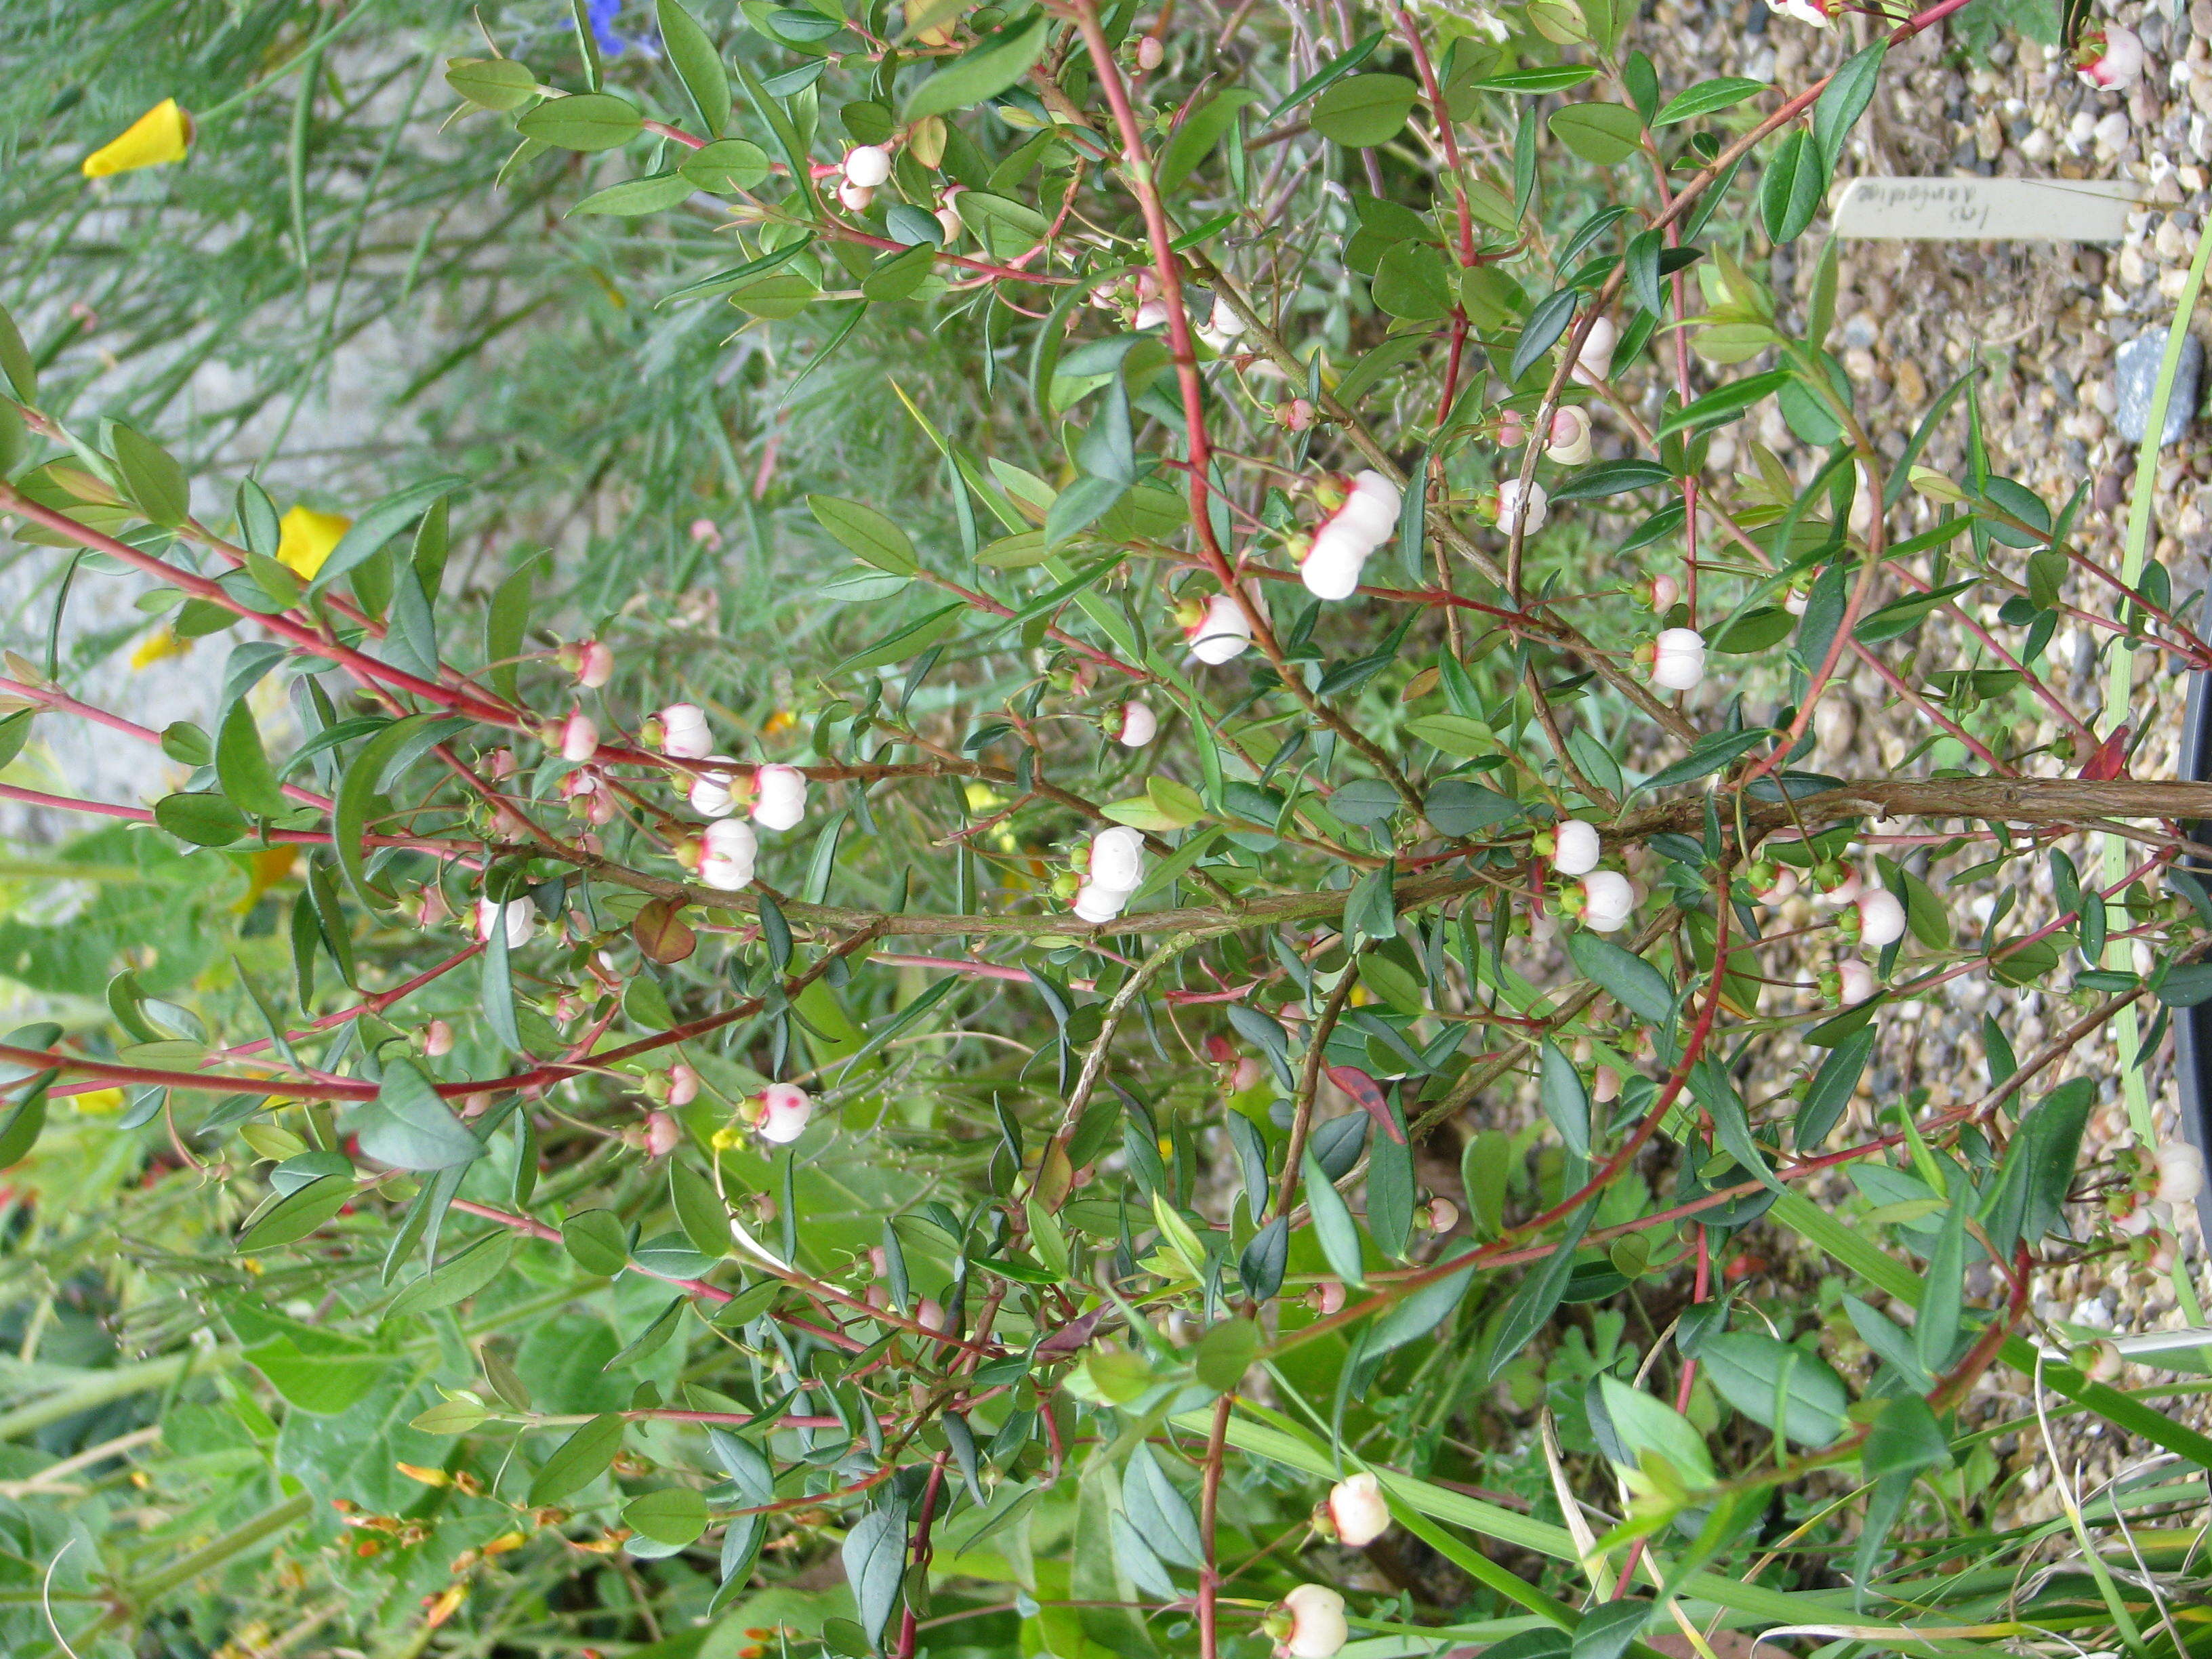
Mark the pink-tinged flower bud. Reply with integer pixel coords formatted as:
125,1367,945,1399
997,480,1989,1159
2075,25,2145,87
1835,956,1877,1005
1647,573,1681,615
659,703,714,759
1231,1055,1263,1092
1650,627,1707,691
1275,1585,1349,1659
476,897,533,949
1551,818,1601,876
1134,298,1172,330
837,180,876,212
935,203,963,244
1570,314,1617,385
755,1082,813,1144
2157,1142,2205,1206
842,144,892,188
487,747,516,780
462,1091,492,1118
699,818,758,891
691,759,739,817
558,710,598,762
1312,1280,1347,1316
1196,297,1245,352
1113,702,1158,747
668,1062,701,1107
1496,409,1530,447
1578,869,1636,932
2150,1228,2179,1273
1592,1064,1622,1103
752,763,808,832
1279,397,1316,432
1815,862,1864,905
644,1111,681,1158
1495,477,1549,535
1423,1197,1458,1233
690,517,722,546
1856,887,1906,949
424,1019,455,1057
1136,33,1164,69
1089,825,1147,892
1767,0,1841,25
1185,592,1254,664
1324,1472,1391,1547
1545,406,1593,465
576,640,614,687
1747,861,1797,906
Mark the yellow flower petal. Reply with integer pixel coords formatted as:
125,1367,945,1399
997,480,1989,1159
233,845,298,913
130,625,191,669
81,99,193,180
275,505,351,577
73,1088,125,1114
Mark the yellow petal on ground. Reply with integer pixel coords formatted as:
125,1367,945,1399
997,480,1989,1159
73,1088,125,1114
81,99,193,179
130,625,191,669
275,505,351,577
233,845,298,913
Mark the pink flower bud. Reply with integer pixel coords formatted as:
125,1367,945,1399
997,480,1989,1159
1646,572,1680,613
1835,956,1877,1005
1114,702,1158,746
1856,887,1906,949
668,1062,701,1107
1592,1065,1621,1103
558,710,598,762
1424,1197,1458,1233
1231,1056,1263,1092
2075,25,2145,87
1551,818,1601,876
1650,627,1706,691
755,1082,813,1144
699,818,758,891
1279,397,1315,432
1570,314,1617,385
1496,409,1529,448
1185,592,1254,664
1134,298,1171,330
1313,1280,1347,1316
2157,1142,2204,1206
486,747,516,780
1545,406,1593,465
1324,1473,1391,1547
842,144,892,188
424,1019,454,1057
576,640,614,688
462,1091,492,1118
644,1111,681,1158
915,1296,949,1333
690,518,722,546
838,179,876,212
659,703,714,760
1136,34,1164,69
752,763,808,832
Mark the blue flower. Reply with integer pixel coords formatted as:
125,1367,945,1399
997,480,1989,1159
585,0,659,57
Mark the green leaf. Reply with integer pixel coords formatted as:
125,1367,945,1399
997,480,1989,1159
1550,459,1671,501
1268,28,1385,117
1486,1203,1594,1379
1699,1332,1849,1446
569,171,694,216
1813,42,1886,168
1372,241,1454,320
239,1173,354,1252
1538,1042,1589,1159
518,91,645,151
606,1296,688,1370
861,243,937,302
354,1057,482,1172
0,1071,50,1170
1759,129,1826,246
1193,1317,1261,1393
1572,1601,1651,1659
1652,76,1767,125
1916,1189,1967,1372
626,1485,710,1546
1597,1376,1715,1486
1795,1025,1873,1149
1862,1393,1950,1480
1425,779,1524,837
903,12,1051,120
1158,89,1258,190
671,1160,729,1259
1470,66,1597,93
333,711,442,907
680,138,772,193
1370,1263,1476,1354
825,602,964,678
155,790,249,847
1301,1152,1366,1288
841,1504,908,1648
1311,75,1418,146
386,1232,516,1320
110,425,189,527
307,476,466,598
1547,102,1643,164
1653,369,1793,438
658,0,731,134
1509,287,1578,384
562,1208,631,1276
1405,713,1495,759
529,1412,626,1503
1980,1078,2091,1254
1564,932,1674,1026
446,56,538,110
0,302,37,401
216,699,289,818
1638,726,1772,792
809,495,920,573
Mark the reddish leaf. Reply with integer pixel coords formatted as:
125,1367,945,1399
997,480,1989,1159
2078,724,2130,781
1326,1065,1405,1143
632,897,697,964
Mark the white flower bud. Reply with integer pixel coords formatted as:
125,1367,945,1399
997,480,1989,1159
1651,628,1706,691
2075,26,2144,89
1279,1586,1349,1659
1115,702,1158,747
1089,826,1146,893
1325,1473,1391,1548
2157,1142,2205,1206
576,640,615,688
752,763,808,832
660,703,714,760
1580,869,1635,932
1552,818,1601,876
1300,521,1372,600
756,1082,813,1144
476,897,533,949
699,817,758,891
842,144,892,187
1496,477,1549,534
1570,314,1617,385
690,758,739,817
1187,593,1254,664
1836,956,1877,1005
1856,887,1906,949
837,180,876,212
1073,880,1130,924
